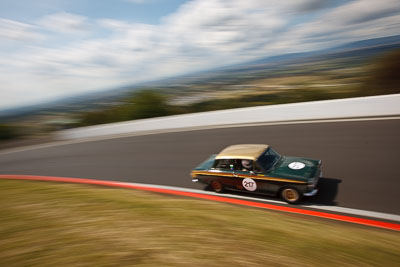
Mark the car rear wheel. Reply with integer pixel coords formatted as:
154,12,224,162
280,187,301,204
210,180,224,193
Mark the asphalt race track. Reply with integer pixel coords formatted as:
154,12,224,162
0,118,399,215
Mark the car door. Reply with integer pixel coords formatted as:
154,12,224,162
209,159,237,190
234,160,273,194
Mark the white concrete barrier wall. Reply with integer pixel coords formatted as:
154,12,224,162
57,94,400,140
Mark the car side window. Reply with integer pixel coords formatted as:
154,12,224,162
213,159,237,171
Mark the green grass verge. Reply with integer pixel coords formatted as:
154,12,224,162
0,180,399,266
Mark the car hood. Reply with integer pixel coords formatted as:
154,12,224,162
268,156,320,180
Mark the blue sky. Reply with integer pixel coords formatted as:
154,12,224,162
0,0,188,24
1,0,400,110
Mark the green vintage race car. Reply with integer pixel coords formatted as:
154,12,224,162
191,144,322,203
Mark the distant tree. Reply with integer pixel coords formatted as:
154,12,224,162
79,111,109,126
125,90,170,119
77,90,172,126
0,124,19,140
363,49,400,95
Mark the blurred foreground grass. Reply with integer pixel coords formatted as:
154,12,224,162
0,180,399,266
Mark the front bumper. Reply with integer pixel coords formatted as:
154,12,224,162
304,168,322,197
303,189,318,196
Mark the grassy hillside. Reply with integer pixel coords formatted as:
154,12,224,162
0,180,399,266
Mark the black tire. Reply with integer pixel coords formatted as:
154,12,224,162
210,180,224,193
280,187,301,204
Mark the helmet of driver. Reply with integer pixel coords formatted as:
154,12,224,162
242,159,252,169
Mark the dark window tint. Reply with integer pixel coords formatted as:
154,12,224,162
254,163,263,173
256,148,281,171
213,159,238,170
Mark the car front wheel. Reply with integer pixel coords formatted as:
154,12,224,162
280,187,301,204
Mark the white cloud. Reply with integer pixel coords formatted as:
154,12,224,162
275,0,400,52
1,0,400,109
36,12,89,34
0,18,43,41
97,19,132,31
160,0,289,62
326,0,400,25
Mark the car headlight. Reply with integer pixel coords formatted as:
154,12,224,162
307,178,316,187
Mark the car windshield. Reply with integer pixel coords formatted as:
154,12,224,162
256,148,281,171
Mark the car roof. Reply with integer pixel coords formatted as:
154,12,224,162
215,144,269,160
